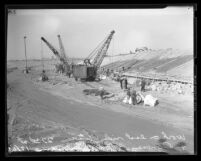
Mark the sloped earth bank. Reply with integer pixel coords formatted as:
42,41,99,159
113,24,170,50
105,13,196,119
101,49,193,83
7,68,194,154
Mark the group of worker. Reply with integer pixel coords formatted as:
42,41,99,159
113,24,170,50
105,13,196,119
101,66,125,78
120,76,146,106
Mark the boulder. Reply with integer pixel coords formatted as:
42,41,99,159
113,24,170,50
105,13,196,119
144,95,159,107
123,96,129,104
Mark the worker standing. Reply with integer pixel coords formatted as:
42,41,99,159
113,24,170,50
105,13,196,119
124,77,128,89
126,88,131,99
122,66,125,72
67,66,71,78
131,88,137,105
141,78,146,92
67,71,71,78
121,77,128,90
120,76,124,89
106,69,110,77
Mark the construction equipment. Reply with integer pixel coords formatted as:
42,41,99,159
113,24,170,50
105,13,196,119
57,35,68,64
57,35,72,77
41,36,71,75
72,30,115,81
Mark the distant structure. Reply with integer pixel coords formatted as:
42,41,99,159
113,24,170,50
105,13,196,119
135,47,148,52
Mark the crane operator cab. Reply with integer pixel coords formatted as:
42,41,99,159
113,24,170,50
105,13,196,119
72,64,97,81
72,30,115,82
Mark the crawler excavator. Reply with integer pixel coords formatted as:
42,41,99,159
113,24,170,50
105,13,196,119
72,30,115,81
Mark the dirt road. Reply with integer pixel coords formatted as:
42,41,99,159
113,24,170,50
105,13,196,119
7,69,194,153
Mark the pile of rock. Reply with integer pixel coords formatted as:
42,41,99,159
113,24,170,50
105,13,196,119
9,139,128,152
148,81,193,95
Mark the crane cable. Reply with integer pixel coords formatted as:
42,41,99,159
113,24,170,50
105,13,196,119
87,36,107,60
107,34,114,70
112,35,115,70
41,39,44,71
86,33,109,60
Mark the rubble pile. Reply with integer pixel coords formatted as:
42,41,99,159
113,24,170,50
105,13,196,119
9,138,128,152
147,81,193,95
9,121,129,152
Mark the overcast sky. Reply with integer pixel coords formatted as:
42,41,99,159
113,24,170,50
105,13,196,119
7,7,193,60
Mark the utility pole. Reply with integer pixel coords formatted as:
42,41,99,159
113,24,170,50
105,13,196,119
40,39,48,81
41,39,44,71
24,36,28,73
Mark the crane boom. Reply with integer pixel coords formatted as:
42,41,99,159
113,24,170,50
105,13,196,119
92,30,115,68
41,37,68,65
57,35,68,63
72,30,115,81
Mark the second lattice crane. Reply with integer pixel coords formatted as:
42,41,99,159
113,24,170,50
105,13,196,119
72,30,115,81
41,35,72,77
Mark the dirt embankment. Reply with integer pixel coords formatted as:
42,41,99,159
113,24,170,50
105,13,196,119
101,49,193,82
7,66,194,153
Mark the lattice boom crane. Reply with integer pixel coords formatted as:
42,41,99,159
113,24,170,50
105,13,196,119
57,35,68,64
92,30,115,68
41,37,68,65
72,30,115,81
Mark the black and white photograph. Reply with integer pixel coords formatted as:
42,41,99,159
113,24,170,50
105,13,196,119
6,5,195,155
